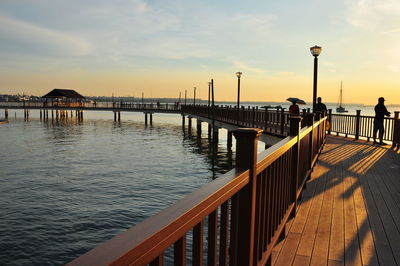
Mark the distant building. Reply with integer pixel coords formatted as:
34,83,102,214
42,89,85,107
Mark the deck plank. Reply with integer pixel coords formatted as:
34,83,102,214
271,135,400,266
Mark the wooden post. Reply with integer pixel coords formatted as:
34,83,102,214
71,110,73,117
212,127,219,145
252,107,255,127
182,114,185,129
113,112,116,122
5,109,8,119
150,113,153,126
196,119,201,136
188,117,192,133
231,128,263,266
118,111,121,122
208,123,212,139
39,109,42,120
264,107,268,131
355,110,361,140
393,111,399,148
227,131,233,150
280,108,285,134
328,109,332,135
145,113,148,126
307,113,315,175
80,110,83,120
289,116,301,218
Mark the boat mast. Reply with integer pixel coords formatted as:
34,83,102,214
339,81,343,108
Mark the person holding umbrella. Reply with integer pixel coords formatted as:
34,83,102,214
287,97,305,115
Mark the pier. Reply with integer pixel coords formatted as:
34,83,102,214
1,102,400,265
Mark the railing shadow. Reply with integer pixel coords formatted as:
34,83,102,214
277,135,400,265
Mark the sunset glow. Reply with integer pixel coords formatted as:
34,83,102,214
1,0,399,105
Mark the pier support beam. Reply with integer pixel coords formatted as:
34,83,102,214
150,113,153,126
114,111,117,122
182,115,185,130
118,111,121,122
227,130,233,150
213,127,219,145
197,120,202,136
145,113,148,126
208,124,212,139
5,109,8,119
40,109,42,120
188,117,192,133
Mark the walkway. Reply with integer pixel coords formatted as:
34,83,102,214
272,135,400,265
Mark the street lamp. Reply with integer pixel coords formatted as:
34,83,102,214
193,87,196,105
208,82,211,107
236,72,242,124
310,45,322,113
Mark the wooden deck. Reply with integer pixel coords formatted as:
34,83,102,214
272,135,400,266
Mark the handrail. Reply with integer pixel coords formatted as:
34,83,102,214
329,110,399,142
68,114,327,266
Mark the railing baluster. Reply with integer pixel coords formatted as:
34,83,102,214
150,254,164,266
174,235,186,266
219,202,229,266
207,211,218,266
193,221,204,266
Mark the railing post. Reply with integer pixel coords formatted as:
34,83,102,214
280,108,285,134
307,113,315,173
393,111,400,148
232,128,263,266
328,109,332,135
355,110,361,140
289,116,301,218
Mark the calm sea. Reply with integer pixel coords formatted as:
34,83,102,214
1,103,399,265
0,110,234,265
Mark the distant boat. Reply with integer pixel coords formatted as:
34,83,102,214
336,81,348,113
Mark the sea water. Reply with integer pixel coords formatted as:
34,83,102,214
0,111,234,265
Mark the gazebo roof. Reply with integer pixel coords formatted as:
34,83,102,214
42,89,85,99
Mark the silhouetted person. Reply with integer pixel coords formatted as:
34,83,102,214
289,101,299,115
373,97,390,145
316,97,327,113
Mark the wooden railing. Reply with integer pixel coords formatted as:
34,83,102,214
0,101,181,112
329,110,400,146
68,114,327,266
182,105,290,136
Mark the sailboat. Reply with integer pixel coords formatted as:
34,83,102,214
336,81,348,113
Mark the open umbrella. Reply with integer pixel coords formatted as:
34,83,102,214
286,97,306,104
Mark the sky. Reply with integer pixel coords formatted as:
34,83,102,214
0,0,399,105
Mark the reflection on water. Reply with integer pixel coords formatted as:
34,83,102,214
0,113,234,265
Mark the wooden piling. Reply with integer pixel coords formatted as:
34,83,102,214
118,111,121,122
150,113,153,125
197,120,202,136
227,131,232,150
188,117,192,132
145,113,148,126
5,109,8,119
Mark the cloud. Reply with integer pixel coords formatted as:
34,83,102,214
231,59,269,74
345,0,400,31
0,15,92,56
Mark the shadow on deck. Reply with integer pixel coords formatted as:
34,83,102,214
272,135,400,266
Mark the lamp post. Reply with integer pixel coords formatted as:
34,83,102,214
208,82,211,107
193,87,196,105
236,71,242,124
310,45,322,113
184,90,187,105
